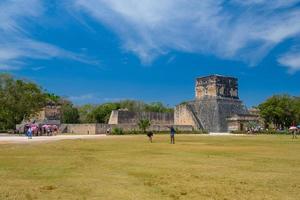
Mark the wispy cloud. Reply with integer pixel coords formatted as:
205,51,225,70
68,93,130,105
278,48,300,73
0,0,97,70
68,93,102,105
74,0,300,70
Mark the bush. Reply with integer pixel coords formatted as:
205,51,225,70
138,119,151,133
112,127,124,135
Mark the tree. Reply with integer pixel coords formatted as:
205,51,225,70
258,95,300,129
45,93,61,104
78,104,97,123
138,119,151,133
145,102,173,113
0,74,47,130
89,103,120,123
119,100,146,112
60,102,80,124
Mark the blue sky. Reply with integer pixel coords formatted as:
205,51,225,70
1,0,300,107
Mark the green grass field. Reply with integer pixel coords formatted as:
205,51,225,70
0,135,299,200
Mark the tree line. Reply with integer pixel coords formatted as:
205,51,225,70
0,74,173,130
258,95,300,129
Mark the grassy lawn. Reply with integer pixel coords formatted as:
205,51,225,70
0,135,299,200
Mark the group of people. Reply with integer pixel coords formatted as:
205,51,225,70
146,126,176,144
23,124,58,139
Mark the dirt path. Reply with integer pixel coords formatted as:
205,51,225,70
0,134,106,144
0,133,247,144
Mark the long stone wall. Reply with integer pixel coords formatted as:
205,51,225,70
108,110,174,125
61,123,193,134
63,124,97,135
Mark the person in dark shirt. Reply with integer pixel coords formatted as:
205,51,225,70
147,131,154,143
169,126,176,144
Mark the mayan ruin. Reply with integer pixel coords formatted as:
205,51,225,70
15,74,259,134
175,75,258,132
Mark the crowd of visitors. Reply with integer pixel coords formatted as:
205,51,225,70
21,123,58,138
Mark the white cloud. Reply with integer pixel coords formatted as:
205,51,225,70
68,93,104,105
68,93,129,104
69,93,95,101
0,0,42,33
74,0,300,69
231,0,299,9
278,50,300,73
0,0,97,70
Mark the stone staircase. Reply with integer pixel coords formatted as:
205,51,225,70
186,103,204,130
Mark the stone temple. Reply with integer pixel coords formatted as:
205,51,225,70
175,75,257,132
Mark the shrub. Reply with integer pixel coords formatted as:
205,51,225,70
138,119,151,133
112,127,124,135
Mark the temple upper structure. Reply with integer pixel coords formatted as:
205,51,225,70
195,75,238,99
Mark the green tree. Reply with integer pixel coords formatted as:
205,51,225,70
60,102,80,124
89,103,120,123
45,93,61,104
0,74,47,130
78,104,97,123
138,119,151,133
119,100,146,112
258,95,299,129
145,102,173,113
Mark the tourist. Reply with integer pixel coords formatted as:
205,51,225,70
27,126,32,139
47,126,51,136
292,129,298,139
289,126,298,139
106,127,111,135
146,131,154,143
169,126,176,144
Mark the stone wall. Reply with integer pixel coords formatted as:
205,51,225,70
227,114,260,132
174,104,196,126
108,110,174,125
64,124,97,134
61,123,193,134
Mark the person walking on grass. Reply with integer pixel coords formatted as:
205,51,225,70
169,126,176,144
147,131,154,143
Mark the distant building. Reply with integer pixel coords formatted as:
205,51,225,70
175,75,259,132
16,103,61,132
33,103,61,124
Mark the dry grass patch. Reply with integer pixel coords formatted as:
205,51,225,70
0,135,299,199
